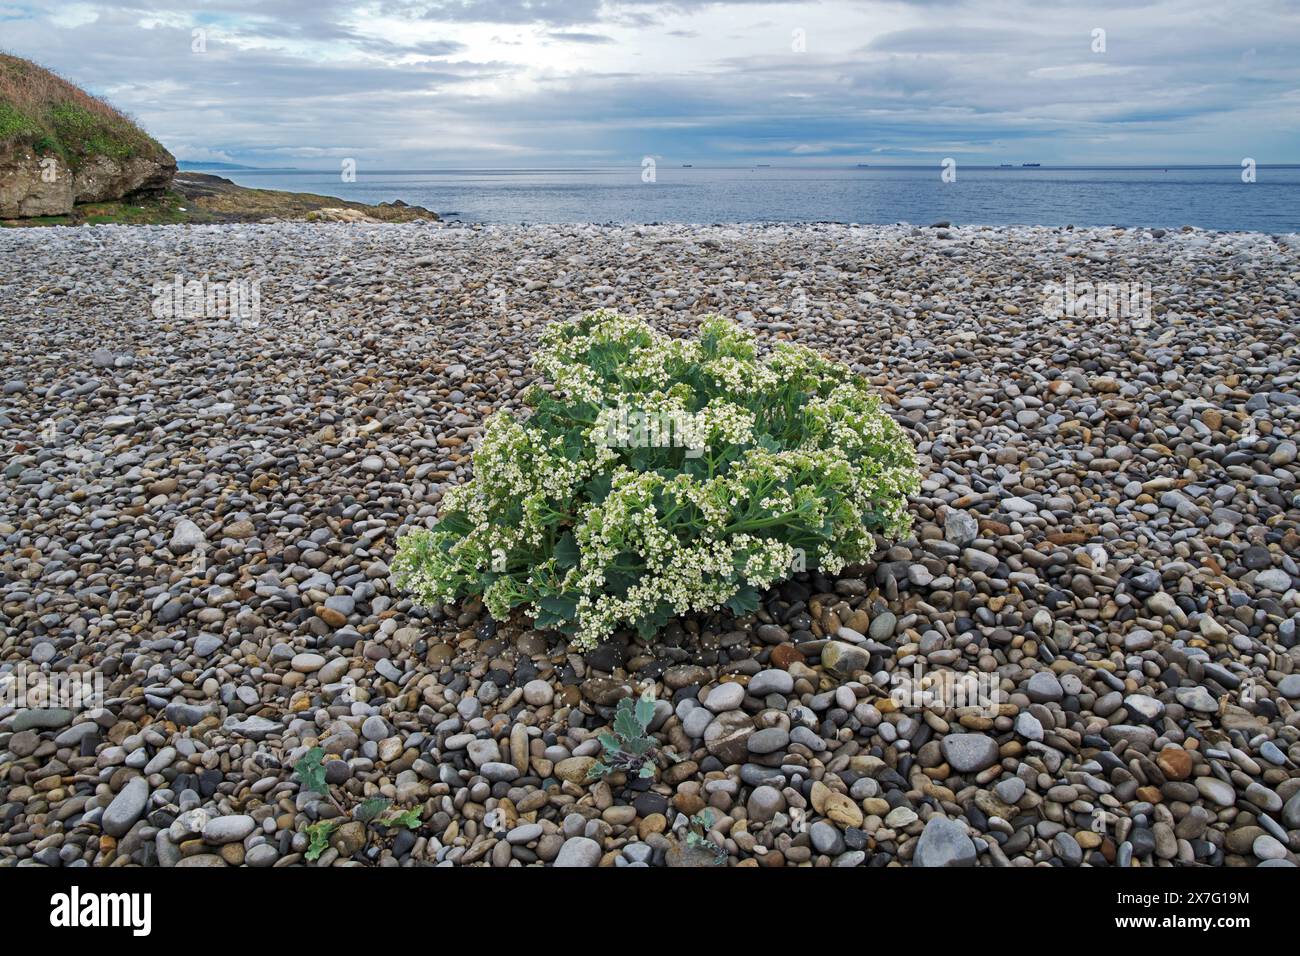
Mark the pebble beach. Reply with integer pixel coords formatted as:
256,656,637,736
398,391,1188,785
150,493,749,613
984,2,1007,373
2,219,1299,868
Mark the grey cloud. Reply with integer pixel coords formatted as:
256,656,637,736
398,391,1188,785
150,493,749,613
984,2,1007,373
402,0,605,26
399,0,799,27
547,31,617,44
863,27,1061,55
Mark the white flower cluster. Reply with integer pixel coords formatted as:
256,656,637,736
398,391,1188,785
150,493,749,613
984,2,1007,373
393,310,920,650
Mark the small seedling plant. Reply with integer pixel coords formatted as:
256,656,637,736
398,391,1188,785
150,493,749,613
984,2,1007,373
293,746,423,856
304,820,336,862
684,808,727,865
588,689,659,780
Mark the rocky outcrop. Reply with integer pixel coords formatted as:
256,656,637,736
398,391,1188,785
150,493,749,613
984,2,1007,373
0,141,175,218
171,172,439,223
0,143,71,217
0,53,177,218
73,152,176,204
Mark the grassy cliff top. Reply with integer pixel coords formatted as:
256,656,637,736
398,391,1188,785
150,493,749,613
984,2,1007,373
0,52,172,170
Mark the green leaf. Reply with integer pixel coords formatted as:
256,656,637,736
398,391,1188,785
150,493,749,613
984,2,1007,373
633,600,672,639
605,568,640,600
434,511,473,537
562,432,585,462
293,746,329,796
381,807,422,830
625,736,655,756
584,473,612,504
586,761,610,780
613,704,642,742
554,532,580,569
538,594,578,619
725,586,761,617
534,592,580,630
532,606,565,630
356,797,391,823
634,688,656,729
304,820,336,861
638,764,655,778
598,732,621,753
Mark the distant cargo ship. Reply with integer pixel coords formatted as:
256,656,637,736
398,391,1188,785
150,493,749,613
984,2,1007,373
681,164,693,168
1022,162,1041,167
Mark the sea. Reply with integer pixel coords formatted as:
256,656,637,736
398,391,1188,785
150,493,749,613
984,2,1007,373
200,165,1300,233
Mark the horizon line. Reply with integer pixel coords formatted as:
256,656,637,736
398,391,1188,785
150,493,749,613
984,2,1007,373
180,161,1300,172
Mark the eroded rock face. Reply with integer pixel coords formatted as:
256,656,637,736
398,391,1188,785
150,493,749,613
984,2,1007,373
0,144,72,217
72,152,176,205
0,142,175,218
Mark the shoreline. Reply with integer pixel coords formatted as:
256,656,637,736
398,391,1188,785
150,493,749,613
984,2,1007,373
5,213,1298,238
0,172,440,228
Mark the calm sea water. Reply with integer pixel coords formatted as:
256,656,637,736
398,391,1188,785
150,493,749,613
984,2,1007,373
204,165,1300,232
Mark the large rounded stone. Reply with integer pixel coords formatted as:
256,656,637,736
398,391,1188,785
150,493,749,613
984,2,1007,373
703,710,755,764
102,777,149,837
554,836,602,867
940,733,1000,773
821,640,870,677
1025,671,1063,703
913,815,976,867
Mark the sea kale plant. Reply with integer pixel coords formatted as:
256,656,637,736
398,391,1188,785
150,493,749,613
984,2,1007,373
684,809,727,864
589,689,660,780
394,310,919,650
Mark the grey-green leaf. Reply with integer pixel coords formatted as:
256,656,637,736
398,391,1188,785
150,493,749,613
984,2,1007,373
634,689,655,729
357,797,391,823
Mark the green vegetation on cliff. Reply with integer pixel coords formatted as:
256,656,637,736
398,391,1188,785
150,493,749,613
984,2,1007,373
0,52,171,169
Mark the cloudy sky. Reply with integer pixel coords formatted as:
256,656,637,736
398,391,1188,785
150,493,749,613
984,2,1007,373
4,0,1299,167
